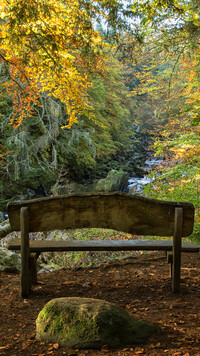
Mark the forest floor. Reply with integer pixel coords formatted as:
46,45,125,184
0,251,200,356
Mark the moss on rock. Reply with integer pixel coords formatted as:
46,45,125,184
95,170,128,193
36,297,156,349
0,247,20,272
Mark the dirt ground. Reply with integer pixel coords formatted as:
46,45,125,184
0,251,200,356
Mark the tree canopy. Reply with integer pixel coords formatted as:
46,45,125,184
0,0,199,126
0,0,109,127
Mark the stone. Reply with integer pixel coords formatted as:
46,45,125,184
0,221,11,239
0,212,4,222
95,170,128,193
36,297,156,349
0,247,21,272
50,170,129,196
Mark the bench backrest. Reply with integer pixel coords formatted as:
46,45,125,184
7,193,194,237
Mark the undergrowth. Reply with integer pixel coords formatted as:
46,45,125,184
39,228,141,271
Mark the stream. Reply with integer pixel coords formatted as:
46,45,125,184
128,158,163,194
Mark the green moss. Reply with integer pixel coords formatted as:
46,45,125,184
65,316,99,344
37,301,100,346
38,304,64,335
0,249,20,270
95,169,128,192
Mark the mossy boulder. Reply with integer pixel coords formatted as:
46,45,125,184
0,212,4,222
95,170,128,193
0,247,20,272
51,182,96,196
36,297,156,349
50,170,128,196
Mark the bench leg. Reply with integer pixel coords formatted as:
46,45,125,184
172,207,183,293
20,207,31,298
29,253,40,285
167,251,173,280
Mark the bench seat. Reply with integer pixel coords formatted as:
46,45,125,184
8,238,199,253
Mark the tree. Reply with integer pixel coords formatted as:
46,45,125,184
1,0,199,128
123,1,200,242
0,0,109,127
0,50,138,209
180,48,200,125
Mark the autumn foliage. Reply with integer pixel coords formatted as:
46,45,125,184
0,0,199,239
0,0,107,127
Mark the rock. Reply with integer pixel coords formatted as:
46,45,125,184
3,266,19,274
0,247,21,272
95,170,129,193
0,221,12,239
50,170,129,196
36,297,156,348
51,182,95,196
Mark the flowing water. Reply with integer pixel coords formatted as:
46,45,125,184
128,158,163,194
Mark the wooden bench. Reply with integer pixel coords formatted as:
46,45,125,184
6,193,199,298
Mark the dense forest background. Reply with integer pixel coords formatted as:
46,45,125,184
0,0,199,241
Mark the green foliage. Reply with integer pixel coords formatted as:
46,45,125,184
125,1,200,247
0,52,138,208
40,228,136,270
144,159,200,243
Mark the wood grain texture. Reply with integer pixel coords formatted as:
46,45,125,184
20,207,30,298
172,207,183,293
7,193,194,236
7,238,199,253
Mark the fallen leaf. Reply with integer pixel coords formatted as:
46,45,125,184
52,343,59,349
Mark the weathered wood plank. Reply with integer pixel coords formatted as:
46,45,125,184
29,253,39,285
20,207,30,298
172,208,183,293
7,238,199,253
7,193,194,236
